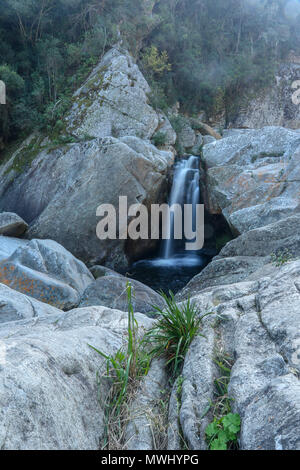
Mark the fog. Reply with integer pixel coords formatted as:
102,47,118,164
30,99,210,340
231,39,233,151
285,0,300,19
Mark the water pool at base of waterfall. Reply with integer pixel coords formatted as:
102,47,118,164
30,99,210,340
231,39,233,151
128,156,216,294
128,250,214,294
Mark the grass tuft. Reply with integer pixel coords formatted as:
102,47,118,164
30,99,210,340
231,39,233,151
144,291,211,378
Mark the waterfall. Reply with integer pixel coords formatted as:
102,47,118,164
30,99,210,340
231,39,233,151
162,156,201,261
130,155,209,293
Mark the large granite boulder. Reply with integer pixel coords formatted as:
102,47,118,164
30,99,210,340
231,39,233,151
79,275,165,316
176,256,267,299
89,265,123,279
177,122,196,152
203,126,300,234
178,214,300,299
0,212,28,237
220,215,300,259
154,111,177,148
0,283,61,324
0,237,93,310
0,304,153,450
65,46,159,140
0,137,173,269
173,151,300,451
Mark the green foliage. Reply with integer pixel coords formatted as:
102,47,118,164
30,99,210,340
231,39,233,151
141,45,171,76
144,291,211,377
147,79,170,111
143,0,300,119
169,115,189,135
206,413,241,450
4,135,42,175
206,352,241,450
0,65,25,140
89,282,150,418
0,0,299,145
169,115,190,153
271,249,292,267
152,131,167,147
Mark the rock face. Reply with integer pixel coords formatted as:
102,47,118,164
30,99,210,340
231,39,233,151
65,47,159,140
1,45,299,451
174,259,300,450
191,133,204,155
0,48,175,269
0,212,28,237
0,237,93,310
203,126,300,234
232,60,300,129
0,283,61,324
173,137,300,450
177,122,196,151
154,111,177,148
0,305,153,450
90,265,123,279
0,137,173,269
125,358,169,450
79,275,165,316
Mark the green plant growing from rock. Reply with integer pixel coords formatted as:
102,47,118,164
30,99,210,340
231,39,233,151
152,131,167,147
89,282,151,448
271,249,292,267
205,413,241,450
205,352,241,450
144,291,211,378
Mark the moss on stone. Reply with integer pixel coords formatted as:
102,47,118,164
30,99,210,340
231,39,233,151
4,136,43,175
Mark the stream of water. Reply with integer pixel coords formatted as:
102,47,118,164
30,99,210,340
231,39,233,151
129,156,213,294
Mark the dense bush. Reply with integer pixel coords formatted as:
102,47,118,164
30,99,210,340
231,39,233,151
0,0,299,145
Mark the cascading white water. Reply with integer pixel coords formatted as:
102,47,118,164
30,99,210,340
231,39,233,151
130,155,210,293
162,156,201,261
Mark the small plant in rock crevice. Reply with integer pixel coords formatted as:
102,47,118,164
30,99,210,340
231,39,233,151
152,131,167,147
205,412,241,450
90,287,211,449
271,248,292,267
205,352,241,450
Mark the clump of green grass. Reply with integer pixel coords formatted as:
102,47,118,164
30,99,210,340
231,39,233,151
144,291,211,378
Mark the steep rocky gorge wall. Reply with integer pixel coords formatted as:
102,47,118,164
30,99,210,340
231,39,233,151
230,58,300,130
